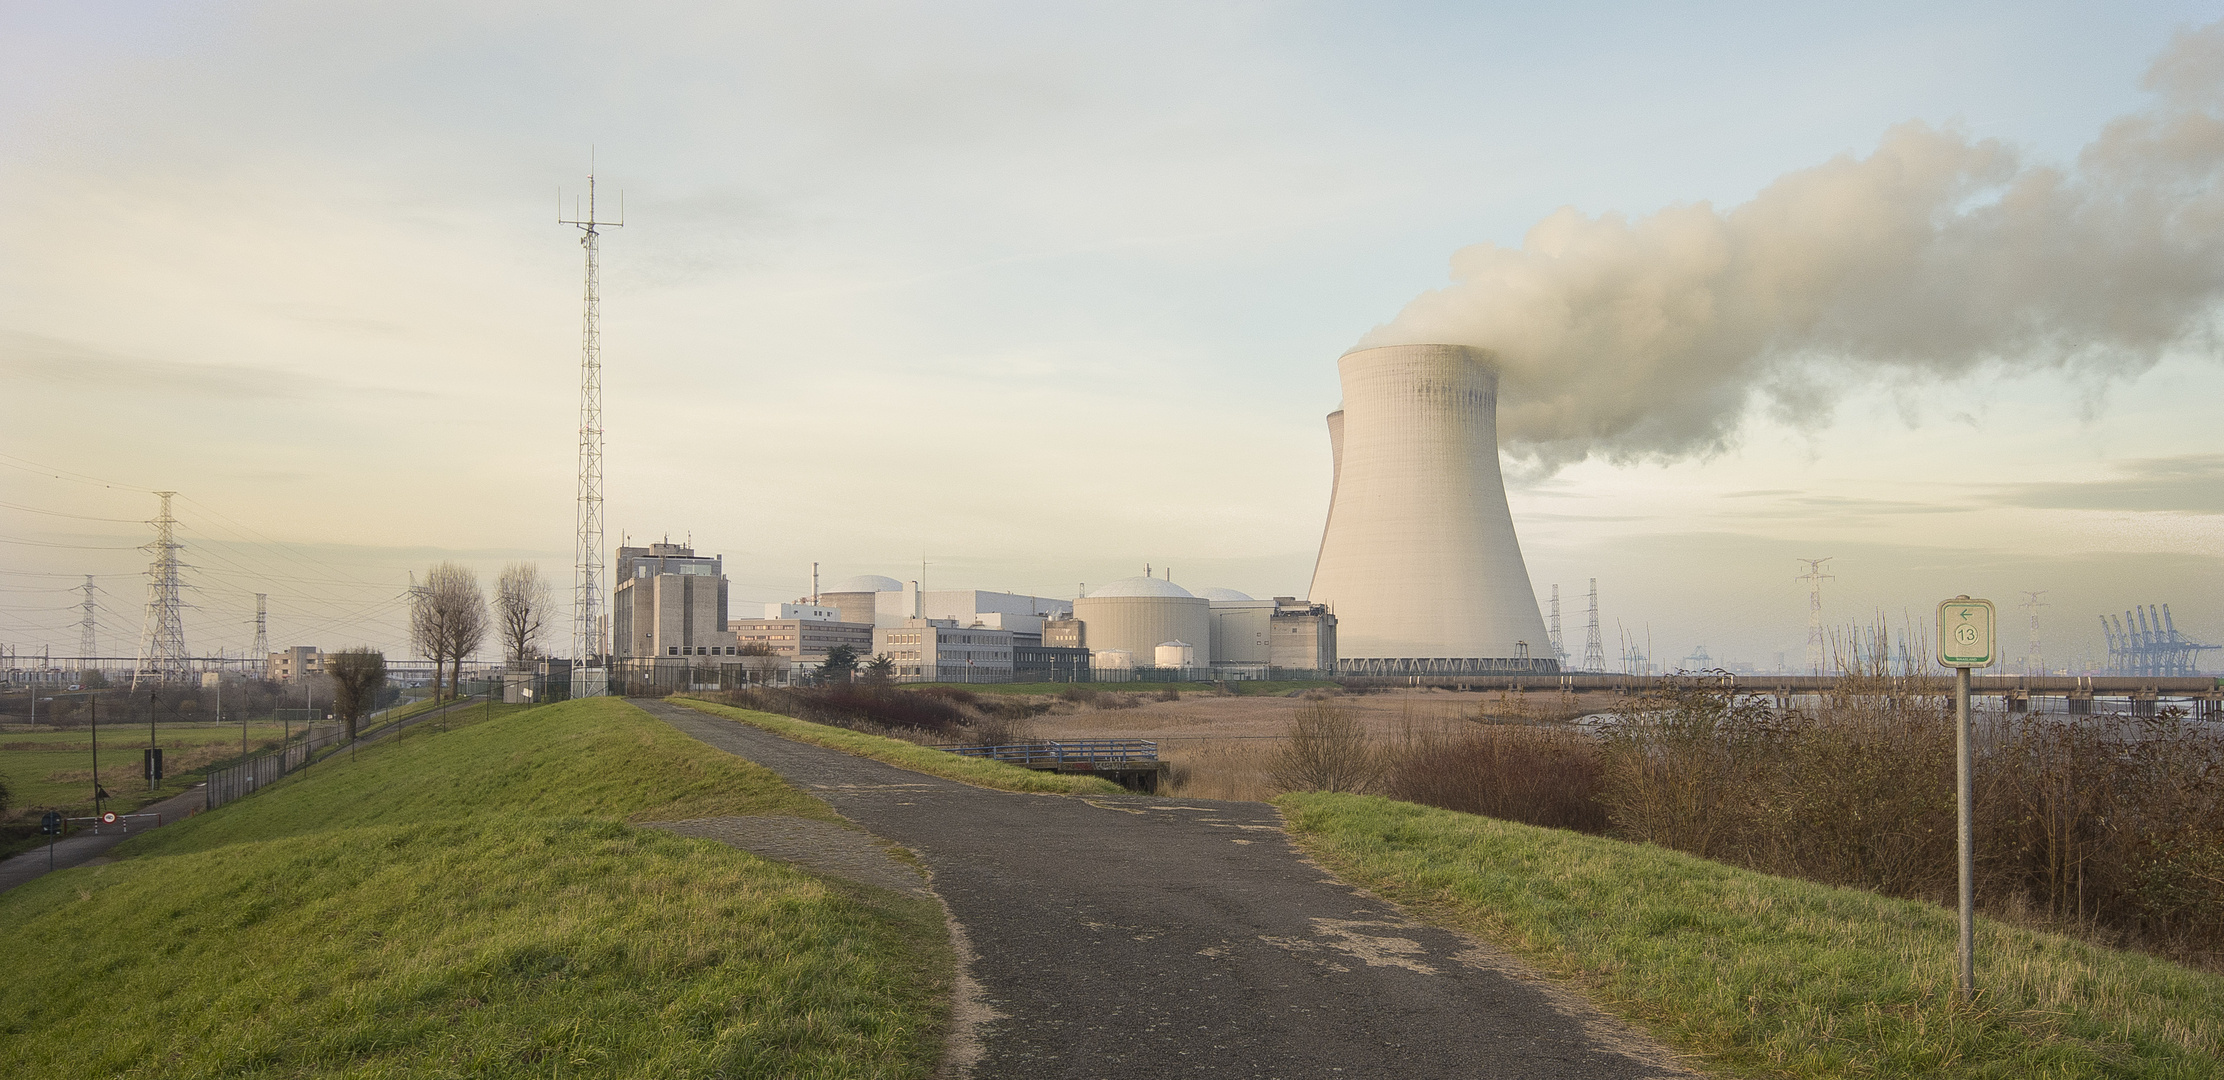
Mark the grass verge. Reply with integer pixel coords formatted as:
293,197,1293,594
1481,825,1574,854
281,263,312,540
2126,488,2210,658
0,696,950,1079
1279,792,2222,1079
672,696,1127,795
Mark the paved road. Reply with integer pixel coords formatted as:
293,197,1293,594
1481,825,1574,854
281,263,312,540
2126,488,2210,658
638,699,1694,1080
0,784,207,896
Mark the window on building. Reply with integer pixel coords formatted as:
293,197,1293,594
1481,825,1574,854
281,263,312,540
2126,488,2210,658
667,646,679,655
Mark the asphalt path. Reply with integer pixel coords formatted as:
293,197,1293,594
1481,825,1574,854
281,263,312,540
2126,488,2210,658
637,699,1695,1080
0,784,206,895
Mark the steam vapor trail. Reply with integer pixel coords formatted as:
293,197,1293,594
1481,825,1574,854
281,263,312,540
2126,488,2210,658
1363,22,2224,471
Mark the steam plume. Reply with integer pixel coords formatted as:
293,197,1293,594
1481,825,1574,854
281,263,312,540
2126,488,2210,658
1362,23,2224,470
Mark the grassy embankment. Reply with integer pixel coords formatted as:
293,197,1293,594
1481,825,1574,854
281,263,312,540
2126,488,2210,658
0,696,952,1079
1281,793,2223,1079
674,697,1127,795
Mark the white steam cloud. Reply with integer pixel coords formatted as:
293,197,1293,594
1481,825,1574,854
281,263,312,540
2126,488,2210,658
1363,23,2224,469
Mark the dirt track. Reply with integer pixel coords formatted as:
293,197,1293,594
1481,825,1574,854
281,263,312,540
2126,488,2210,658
636,698,1693,1080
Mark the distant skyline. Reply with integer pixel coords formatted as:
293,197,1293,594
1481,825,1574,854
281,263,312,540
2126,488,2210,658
5,2,2221,673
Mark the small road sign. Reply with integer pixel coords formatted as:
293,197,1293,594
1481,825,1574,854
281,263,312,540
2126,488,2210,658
101,812,117,825
41,811,62,835
1937,597,1996,668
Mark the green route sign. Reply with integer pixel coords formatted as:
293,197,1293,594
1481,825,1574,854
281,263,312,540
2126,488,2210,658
1936,597,1997,669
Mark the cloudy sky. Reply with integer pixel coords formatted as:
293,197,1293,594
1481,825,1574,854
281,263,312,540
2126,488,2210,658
4,1,2221,673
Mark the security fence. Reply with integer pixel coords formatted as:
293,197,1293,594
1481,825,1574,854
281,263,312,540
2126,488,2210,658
203,720,345,811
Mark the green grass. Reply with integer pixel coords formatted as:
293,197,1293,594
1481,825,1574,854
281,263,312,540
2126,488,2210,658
0,697,951,1079
673,697,1128,795
1279,793,2224,1079
1,721,293,823
951,679,1338,696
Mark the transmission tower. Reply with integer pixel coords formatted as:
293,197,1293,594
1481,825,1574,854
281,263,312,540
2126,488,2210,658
1795,557,1834,675
134,491,189,688
1547,584,1565,664
1581,578,1605,672
560,166,622,670
78,575,97,673
252,592,269,659
2019,590,2048,675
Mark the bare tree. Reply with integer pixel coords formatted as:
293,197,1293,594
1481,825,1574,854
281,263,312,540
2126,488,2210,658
495,562,552,672
411,562,487,700
325,647,386,740
1267,702,1384,794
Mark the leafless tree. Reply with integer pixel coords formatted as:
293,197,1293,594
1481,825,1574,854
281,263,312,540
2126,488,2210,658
411,562,487,700
495,562,552,672
1268,703,1384,794
325,647,386,740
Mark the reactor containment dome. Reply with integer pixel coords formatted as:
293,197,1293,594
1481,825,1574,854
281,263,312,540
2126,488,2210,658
1307,343,1552,662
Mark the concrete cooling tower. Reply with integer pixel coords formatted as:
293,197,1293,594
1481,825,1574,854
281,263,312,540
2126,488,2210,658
1307,343,1553,662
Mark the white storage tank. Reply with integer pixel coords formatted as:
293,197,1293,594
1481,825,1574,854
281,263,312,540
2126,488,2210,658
1073,576,1213,669
1154,640,1197,670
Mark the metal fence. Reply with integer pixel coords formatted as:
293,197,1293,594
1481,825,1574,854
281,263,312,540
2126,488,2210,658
203,721,345,811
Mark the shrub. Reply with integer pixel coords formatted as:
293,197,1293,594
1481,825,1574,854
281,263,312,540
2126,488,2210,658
1155,687,1181,702
1267,703,1382,794
1382,724,1606,833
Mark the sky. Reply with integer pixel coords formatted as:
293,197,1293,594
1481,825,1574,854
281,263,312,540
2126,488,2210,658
4,1,2222,674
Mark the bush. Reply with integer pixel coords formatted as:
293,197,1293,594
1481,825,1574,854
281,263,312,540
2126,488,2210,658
1057,685,1099,704
1584,675,2224,968
1268,703,1382,794
1155,687,1181,702
1383,724,1606,833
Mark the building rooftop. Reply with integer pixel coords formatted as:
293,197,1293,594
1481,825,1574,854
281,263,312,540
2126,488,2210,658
1086,576,1196,599
824,574,903,593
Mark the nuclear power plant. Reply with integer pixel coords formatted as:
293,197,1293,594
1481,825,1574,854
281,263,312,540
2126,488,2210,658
1307,343,1556,671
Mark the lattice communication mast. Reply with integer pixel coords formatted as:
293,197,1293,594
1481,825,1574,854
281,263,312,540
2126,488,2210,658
560,169,622,671
135,491,189,687
252,592,269,660
1795,557,1834,675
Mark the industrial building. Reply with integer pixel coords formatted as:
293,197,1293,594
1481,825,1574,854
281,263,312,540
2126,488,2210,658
1307,343,1556,670
1073,576,1213,674
1203,592,1338,677
267,646,322,682
873,619,1017,682
731,617,874,668
612,540,731,658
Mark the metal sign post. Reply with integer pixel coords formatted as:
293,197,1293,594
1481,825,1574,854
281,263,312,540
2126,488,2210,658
1936,595,1995,1004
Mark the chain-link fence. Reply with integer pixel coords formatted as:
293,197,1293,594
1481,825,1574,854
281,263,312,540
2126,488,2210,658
202,720,345,811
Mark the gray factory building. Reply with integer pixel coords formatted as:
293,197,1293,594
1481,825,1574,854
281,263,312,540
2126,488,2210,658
1204,591,1338,677
874,619,1016,682
612,540,731,659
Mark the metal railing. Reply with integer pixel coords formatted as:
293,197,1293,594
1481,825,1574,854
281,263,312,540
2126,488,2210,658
942,739,1159,767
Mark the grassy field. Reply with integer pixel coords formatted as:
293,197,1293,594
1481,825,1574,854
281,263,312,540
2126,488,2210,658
0,696,952,1079
1,721,294,829
1280,792,2224,1079
674,696,1129,795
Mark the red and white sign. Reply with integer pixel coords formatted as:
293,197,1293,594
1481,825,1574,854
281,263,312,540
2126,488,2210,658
101,812,117,824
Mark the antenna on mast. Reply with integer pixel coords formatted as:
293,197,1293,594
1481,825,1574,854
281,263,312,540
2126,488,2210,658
559,157,623,683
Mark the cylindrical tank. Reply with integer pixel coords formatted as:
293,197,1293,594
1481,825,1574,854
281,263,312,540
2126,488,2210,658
1308,344,1551,659
819,574,902,627
1154,640,1197,669
1073,577,1212,668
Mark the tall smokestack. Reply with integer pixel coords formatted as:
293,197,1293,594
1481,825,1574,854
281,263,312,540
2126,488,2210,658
1308,343,1550,660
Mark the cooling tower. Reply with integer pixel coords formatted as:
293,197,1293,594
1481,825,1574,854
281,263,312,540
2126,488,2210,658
1307,343,1551,660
